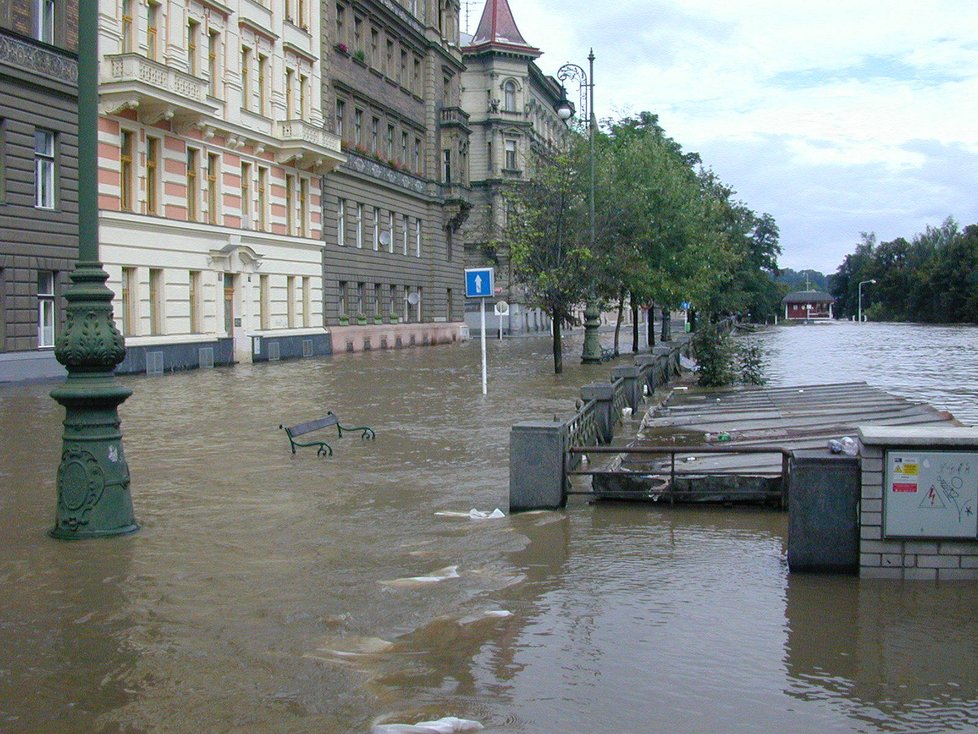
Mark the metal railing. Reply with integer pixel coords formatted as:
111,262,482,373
565,399,599,454
611,376,627,420
566,444,792,507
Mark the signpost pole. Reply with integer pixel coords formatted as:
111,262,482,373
480,299,488,395
465,267,494,396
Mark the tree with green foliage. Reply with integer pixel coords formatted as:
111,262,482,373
829,218,976,323
504,142,594,373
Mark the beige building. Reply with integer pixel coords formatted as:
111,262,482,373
97,0,344,372
319,0,471,352
460,0,569,336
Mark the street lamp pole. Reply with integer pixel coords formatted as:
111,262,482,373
49,4,138,538
556,50,602,364
858,279,877,323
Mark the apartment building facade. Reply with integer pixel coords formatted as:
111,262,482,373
320,0,470,350
97,0,344,373
460,0,568,336
0,0,80,382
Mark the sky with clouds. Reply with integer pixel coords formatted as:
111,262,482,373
464,0,978,274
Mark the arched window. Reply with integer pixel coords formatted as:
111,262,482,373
503,80,517,112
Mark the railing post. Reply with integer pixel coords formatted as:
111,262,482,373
612,365,641,412
634,354,658,395
581,383,615,444
510,421,567,512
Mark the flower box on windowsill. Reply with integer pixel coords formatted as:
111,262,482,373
373,314,383,324
338,315,349,326
335,43,349,55
355,313,368,325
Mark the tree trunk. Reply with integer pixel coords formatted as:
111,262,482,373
647,304,655,347
689,309,697,332
552,315,563,374
661,308,672,342
613,292,625,356
631,298,640,353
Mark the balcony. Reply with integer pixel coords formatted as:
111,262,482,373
439,106,471,133
100,54,219,124
274,119,345,172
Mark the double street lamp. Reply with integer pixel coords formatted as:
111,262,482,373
858,279,877,323
555,50,603,364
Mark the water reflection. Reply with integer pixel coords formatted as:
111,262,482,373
785,574,978,732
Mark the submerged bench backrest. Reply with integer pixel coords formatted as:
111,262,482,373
287,414,339,437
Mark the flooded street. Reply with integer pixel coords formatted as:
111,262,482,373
2,323,977,733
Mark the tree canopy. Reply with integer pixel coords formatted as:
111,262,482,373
829,218,978,323
501,111,783,373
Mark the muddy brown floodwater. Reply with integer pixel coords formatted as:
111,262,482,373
1,323,977,733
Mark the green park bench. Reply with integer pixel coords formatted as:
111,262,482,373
279,412,376,457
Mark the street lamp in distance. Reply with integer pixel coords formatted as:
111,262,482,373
858,279,877,323
555,50,602,364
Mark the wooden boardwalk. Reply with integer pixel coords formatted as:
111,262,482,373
591,381,960,503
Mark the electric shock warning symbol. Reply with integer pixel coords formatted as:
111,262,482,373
919,485,947,509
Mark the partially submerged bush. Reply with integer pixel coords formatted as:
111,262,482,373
739,341,767,385
692,326,767,387
692,323,735,386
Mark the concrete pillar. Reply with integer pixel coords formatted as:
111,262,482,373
635,354,658,395
510,421,566,512
581,383,615,444
612,365,642,412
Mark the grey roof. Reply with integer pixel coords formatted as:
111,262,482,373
782,290,834,304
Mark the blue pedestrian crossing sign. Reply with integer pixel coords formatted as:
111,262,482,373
464,267,494,298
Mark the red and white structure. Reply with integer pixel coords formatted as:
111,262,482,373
97,0,343,371
781,290,834,321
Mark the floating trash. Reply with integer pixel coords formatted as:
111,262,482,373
380,565,460,588
371,716,484,733
434,508,505,520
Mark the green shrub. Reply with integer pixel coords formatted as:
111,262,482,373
692,323,735,386
738,341,767,385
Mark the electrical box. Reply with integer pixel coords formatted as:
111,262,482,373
884,450,978,538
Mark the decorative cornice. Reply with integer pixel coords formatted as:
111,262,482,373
341,151,428,195
0,31,77,85
374,0,425,37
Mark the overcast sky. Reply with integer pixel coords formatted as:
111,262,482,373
464,0,978,274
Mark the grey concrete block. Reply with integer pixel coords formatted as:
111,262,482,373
904,541,939,554
902,567,938,581
510,421,566,512
938,541,978,555
938,568,978,581
860,525,882,540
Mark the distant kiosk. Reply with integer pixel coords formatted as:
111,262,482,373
782,290,834,321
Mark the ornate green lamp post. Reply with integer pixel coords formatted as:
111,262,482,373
49,3,137,538
556,50,602,364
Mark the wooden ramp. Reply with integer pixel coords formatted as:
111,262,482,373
590,382,960,503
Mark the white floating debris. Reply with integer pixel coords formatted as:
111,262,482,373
458,609,514,625
372,716,484,733
622,406,633,418
467,508,505,520
380,565,460,588
434,509,505,520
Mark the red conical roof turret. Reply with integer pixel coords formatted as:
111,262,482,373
467,0,539,55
